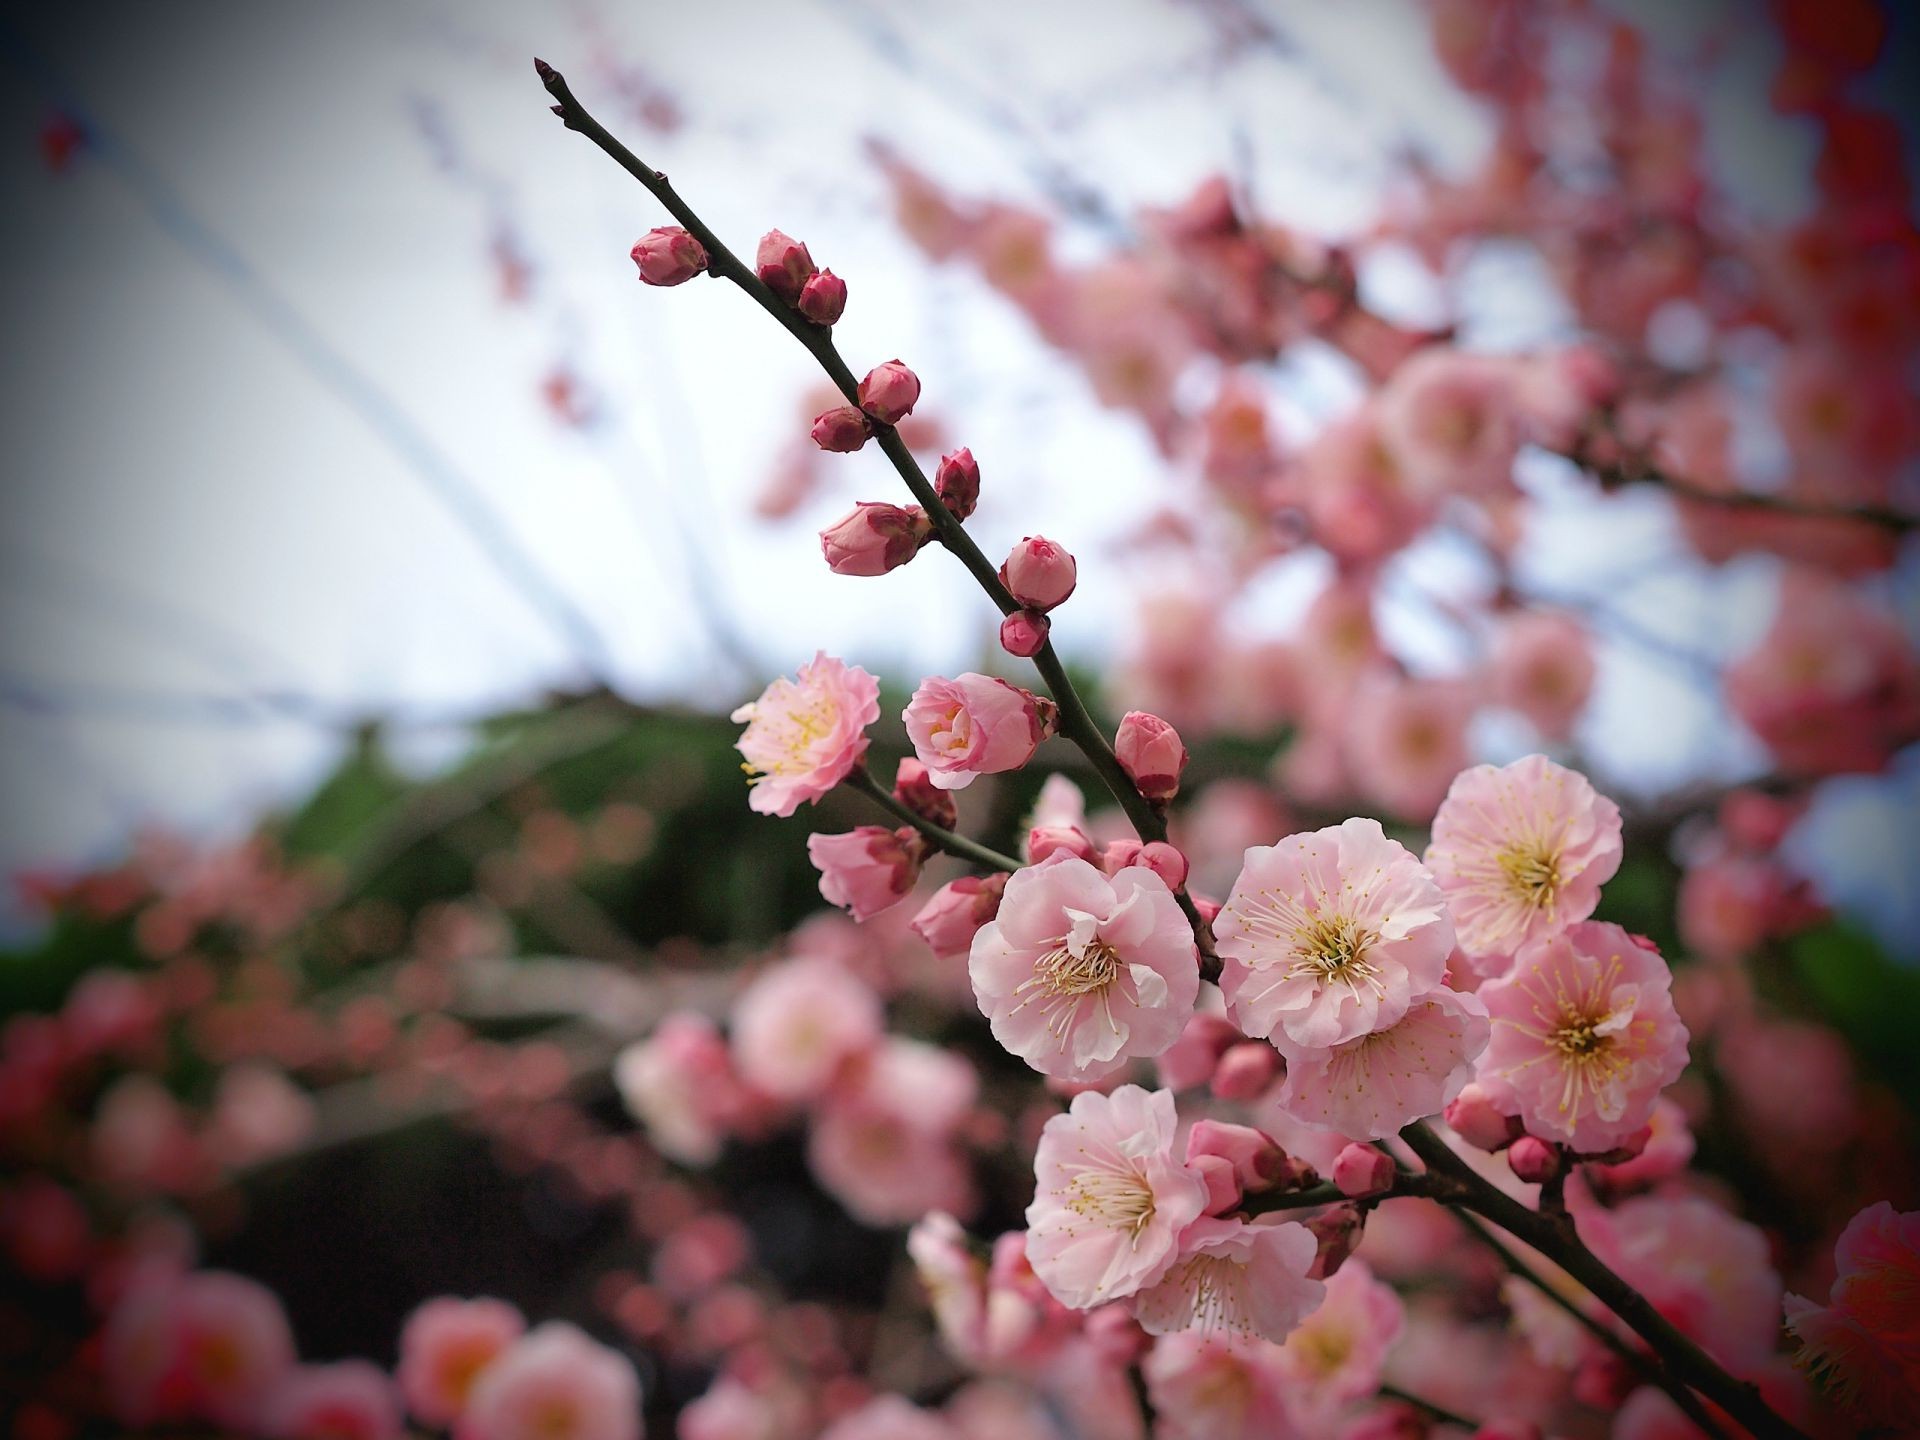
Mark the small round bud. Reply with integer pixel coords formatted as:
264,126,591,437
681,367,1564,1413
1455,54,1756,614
1191,1154,1242,1216
1208,1040,1279,1102
1445,1083,1523,1153
998,536,1077,611
630,226,708,286
1331,1142,1396,1199
755,229,815,303
1028,824,1097,865
934,448,980,520
796,269,847,325
999,608,1050,658
1507,1135,1564,1185
1114,711,1188,803
1135,840,1189,891
1305,1204,1364,1280
857,360,921,425
810,405,873,453
818,502,929,575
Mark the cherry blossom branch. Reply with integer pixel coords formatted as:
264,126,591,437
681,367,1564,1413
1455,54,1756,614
844,765,1021,874
1399,1124,1806,1440
536,61,1219,966
1378,1385,1477,1430
1566,440,1918,535
1450,1208,1729,1439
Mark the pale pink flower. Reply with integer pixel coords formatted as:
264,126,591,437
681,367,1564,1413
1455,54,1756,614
1783,1202,1920,1425
808,1038,978,1226
729,956,881,1102
1297,405,1434,565
731,654,880,817
398,1296,526,1428
1490,613,1595,741
807,827,923,920
269,1361,403,1440
1375,348,1520,498
1275,1257,1404,1410
1424,755,1624,964
1216,817,1453,1051
904,674,1050,791
1274,985,1490,1139
910,875,1007,960
818,1395,956,1440
1025,1085,1209,1309
1581,1194,1782,1374
458,1323,641,1440
1141,1333,1295,1440
1475,922,1688,1152
1131,1216,1322,1343
126,1269,297,1431
613,1014,749,1167
1588,1095,1695,1192
908,1216,1075,1372
1343,673,1475,820
969,857,1198,1082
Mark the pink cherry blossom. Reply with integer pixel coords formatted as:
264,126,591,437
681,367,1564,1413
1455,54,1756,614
1343,673,1476,820
269,1361,403,1440
1273,984,1490,1139
1375,348,1521,498
808,1038,978,1226
1025,1085,1208,1309
969,857,1198,1082
1475,922,1689,1152
1215,817,1454,1051
1424,755,1624,965
907,1215,1076,1372
398,1296,527,1429
1490,612,1595,741
1141,1333,1295,1440
818,502,930,576
102,1269,297,1432
458,1322,641,1440
807,826,923,920
1113,711,1188,802
1131,1216,1323,1343
903,674,1050,791
731,653,880,817
613,1013,750,1167
910,874,1007,960
730,956,881,1103
1274,1257,1405,1411
999,536,1078,611
818,1395,955,1440
1783,1202,1920,1425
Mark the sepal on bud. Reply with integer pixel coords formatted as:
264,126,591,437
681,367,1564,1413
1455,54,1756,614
934,448,980,520
630,226,708,286
811,405,873,453
755,229,816,303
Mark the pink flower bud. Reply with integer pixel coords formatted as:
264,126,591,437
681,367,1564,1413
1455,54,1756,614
892,758,956,830
934,448,980,520
1080,1305,1149,1367
810,405,872,453
1209,1041,1280,1102
909,874,1007,959
1506,1135,1564,1185
1331,1143,1396,1198
999,609,1050,658
755,229,815,303
1114,711,1188,803
1135,841,1189,891
1305,1203,1364,1280
796,269,847,325
1186,1119,1288,1193
1027,824,1097,865
1100,839,1144,875
998,536,1077,611
1191,1153,1242,1216
1445,1083,1523,1153
858,360,921,425
818,502,930,576
1155,1013,1238,1091
807,826,924,921
631,226,709,286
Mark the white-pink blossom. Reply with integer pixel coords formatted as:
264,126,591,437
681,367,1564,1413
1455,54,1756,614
1273,985,1490,1139
397,1296,526,1428
731,653,880,817
1131,1216,1323,1343
903,674,1050,790
729,956,882,1103
1216,818,1453,1051
458,1322,641,1440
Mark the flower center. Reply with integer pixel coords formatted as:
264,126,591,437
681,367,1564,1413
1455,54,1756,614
1498,842,1562,911
1291,912,1382,994
1177,1252,1257,1336
1064,1164,1156,1237
1028,939,1121,998
1553,1017,1607,1057
740,685,835,782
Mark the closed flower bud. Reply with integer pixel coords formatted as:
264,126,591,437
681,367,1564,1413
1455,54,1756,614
1331,1142,1396,1198
807,826,924,921
1186,1118,1290,1193
1027,824,1097,865
630,226,708,286
1305,1203,1364,1280
1208,1040,1279,1102
998,536,1077,611
857,360,921,425
1191,1153,1242,1216
909,873,1006,958
1506,1135,1564,1185
755,228,815,303
1114,710,1188,802
892,758,956,831
811,405,873,453
796,269,847,325
1136,841,1189,891
818,502,930,576
999,608,1049,658
934,448,981,520
1444,1083,1523,1153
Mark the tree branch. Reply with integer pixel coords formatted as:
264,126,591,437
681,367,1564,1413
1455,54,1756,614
844,765,1021,874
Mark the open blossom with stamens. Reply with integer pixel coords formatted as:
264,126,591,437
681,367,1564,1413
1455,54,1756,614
969,857,1199,1082
459,1322,641,1440
398,1296,526,1428
1274,1257,1405,1412
731,653,880,817
904,673,1052,790
1142,1333,1295,1440
1475,922,1689,1152
1273,985,1489,1138
1131,1216,1323,1343
1215,818,1453,1051
1025,1085,1209,1310
1425,755,1623,965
